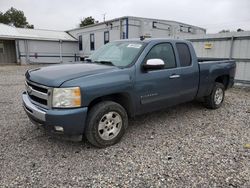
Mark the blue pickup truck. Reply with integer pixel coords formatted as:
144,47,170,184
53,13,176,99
22,39,236,147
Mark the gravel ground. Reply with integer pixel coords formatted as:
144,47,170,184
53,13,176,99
0,65,249,187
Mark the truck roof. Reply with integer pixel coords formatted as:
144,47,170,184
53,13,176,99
115,38,190,44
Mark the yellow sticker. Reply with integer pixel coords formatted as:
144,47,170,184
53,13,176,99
204,43,213,49
243,143,250,149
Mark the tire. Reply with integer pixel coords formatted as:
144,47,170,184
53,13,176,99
85,101,128,148
204,82,225,109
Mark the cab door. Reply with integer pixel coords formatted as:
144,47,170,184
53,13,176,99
134,42,182,114
175,42,199,103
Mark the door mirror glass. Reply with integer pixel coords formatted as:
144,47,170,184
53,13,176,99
143,59,165,70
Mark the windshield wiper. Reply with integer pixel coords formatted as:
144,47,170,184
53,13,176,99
93,60,114,66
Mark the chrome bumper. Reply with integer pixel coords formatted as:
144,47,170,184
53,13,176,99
22,91,88,136
22,92,46,122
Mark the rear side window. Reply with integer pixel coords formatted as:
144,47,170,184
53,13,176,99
176,43,192,67
145,43,176,69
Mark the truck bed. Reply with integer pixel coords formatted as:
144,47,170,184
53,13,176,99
197,59,236,98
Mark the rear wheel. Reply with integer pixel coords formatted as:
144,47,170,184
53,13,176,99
85,101,128,148
204,82,225,109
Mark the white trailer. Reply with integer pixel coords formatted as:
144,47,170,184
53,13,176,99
68,16,206,57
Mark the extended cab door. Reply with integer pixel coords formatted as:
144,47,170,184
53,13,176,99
135,42,182,114
175,42,199,103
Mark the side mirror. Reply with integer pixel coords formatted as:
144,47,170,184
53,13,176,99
143,59,165,70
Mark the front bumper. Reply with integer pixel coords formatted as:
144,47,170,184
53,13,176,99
22,92,88,136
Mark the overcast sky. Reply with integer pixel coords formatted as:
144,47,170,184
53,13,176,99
0,0,250,33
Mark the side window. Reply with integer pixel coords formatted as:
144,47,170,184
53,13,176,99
122,32,126,39
78,35,82,51
145,43,176,69
0,42,4,54
90,33,95,51
104,31,109,44
176,43,192,67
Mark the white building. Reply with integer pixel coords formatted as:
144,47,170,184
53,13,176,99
68,16,206,57
0,23,78,64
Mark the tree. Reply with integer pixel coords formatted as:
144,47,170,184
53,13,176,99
237,28,244,32
219,29,230,33
0,11,8,24
0,7,34,28
79,16,98,27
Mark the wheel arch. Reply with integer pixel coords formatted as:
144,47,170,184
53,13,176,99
87,93,135,117
215,75,229,89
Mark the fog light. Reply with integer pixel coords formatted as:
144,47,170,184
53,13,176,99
54,126,64,132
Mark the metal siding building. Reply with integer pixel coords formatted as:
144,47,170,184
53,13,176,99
68,16,206,57
184,32,250,83
0,40,16,64
0,23,78,64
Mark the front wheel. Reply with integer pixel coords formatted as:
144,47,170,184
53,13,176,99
204,82,225,109
85,101,128,148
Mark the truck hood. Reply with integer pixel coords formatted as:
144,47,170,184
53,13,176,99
25,63,118,87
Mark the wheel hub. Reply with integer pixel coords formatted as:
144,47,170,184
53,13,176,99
98,111,122,140
214,88,223,105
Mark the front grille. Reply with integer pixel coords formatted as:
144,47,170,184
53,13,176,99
29,95,47,106
25,80,51,109
27,82,48,93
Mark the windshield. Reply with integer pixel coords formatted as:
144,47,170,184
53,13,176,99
88,41,145,67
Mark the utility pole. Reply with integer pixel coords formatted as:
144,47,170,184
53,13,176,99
102,13,106,22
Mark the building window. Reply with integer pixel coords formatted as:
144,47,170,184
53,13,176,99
122,32,126,39
176,43,192,67
188,27,193,33
180,25,192,33
79,35,82,51
104,31,109,44
152,21,157,28
0,42,4,54
90,33,95,51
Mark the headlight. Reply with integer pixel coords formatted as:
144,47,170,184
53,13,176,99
52,87,81,108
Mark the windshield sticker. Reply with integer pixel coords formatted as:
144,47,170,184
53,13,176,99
127,44,142,48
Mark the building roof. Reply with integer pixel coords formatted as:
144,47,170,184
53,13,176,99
0,23,77,41
184,30,250,40
67,16,206,32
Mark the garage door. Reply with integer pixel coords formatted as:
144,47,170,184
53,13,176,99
0,40,17,64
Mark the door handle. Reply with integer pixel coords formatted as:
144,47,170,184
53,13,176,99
169,74,180,79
